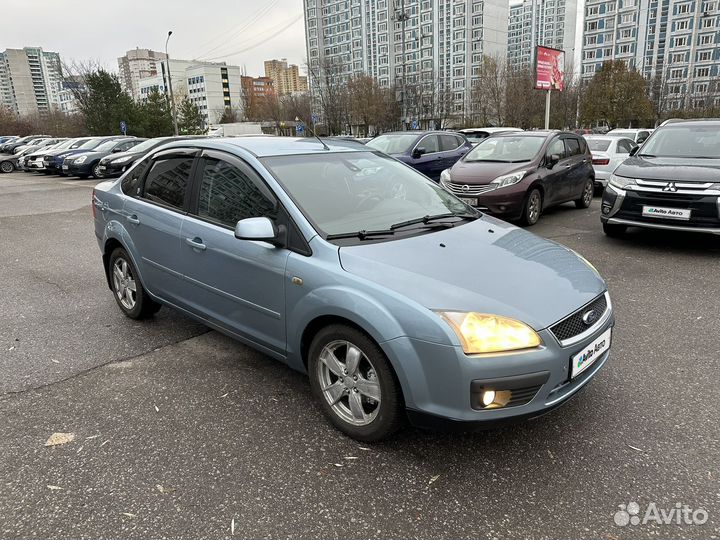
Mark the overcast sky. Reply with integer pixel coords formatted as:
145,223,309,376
3,0,306,76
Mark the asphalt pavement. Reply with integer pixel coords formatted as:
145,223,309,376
1,170,719,539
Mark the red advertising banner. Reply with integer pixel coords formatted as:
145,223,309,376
535,46,565,91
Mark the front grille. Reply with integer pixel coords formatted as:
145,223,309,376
442,180,498,196
617,191,720,228
550,294,608,343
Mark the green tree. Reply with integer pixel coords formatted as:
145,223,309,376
580,60,654,128
136,90,173,137
177,97,205,134
74,69,136,135
219,107,240,123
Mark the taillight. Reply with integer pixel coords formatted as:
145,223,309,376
92,189,96,219
592,158,610,165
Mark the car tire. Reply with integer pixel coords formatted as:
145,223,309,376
308,324,404,442
575,179,594,208
602,223,627,237
91,163,102,178
108,247,161,319
0,161,14,173
520,188,542,226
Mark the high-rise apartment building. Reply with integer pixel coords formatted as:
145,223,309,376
507,0,582,71
581,0,720,110
264,59,309,95
303,0,509,122
0,47,63,116
117,48,168,100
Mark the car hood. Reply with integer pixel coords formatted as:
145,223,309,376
449,160,531,185
615,156,720,182
52,148,91,159
338,216,606,330
100,150,142,164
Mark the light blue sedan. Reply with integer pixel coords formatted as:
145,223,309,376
93,137,614,441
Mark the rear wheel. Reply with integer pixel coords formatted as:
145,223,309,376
0,161,14,173
91,163,102,178
308,324,404,441
603,223,627,237
521,188,542,226
109,247,161,319
575,179,594,208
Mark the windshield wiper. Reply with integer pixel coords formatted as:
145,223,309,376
326,229,395,240
637,153,657,158
465,159,510,163
390,212,479,230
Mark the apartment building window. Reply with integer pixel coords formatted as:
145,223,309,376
675,20,689,30
618,44,632,54
702,17,715,28
674,36,688,46
702,1,717,10
677,3,690,13
670,68,684,78
669,84,682,94
697,50,712,62
587,5,599,14
621,13,635,23
585,50,597,60
587,21,599,31
699,33,714,44
586,35,598,45
619,28,633,39
696,67,710,77
472,2,483,13
671,52,686,63
695,82,709,93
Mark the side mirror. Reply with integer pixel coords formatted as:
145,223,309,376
546,154,560,168
234,217,283,245
412,147,426,159
112,147,123,153
629,146,639,157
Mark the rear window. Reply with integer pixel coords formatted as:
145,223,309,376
587,139,611,151
565,138,581,156
142,157,193,209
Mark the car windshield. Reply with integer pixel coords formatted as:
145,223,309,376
610,131,635,138
95,140,120,152
262,151,475,237
586,139,611,151
366,134,419,154
53,139,77,150
639,126,720,158
464,135,544,162
70,139,91,148
129,138,168,153
80,138,108,150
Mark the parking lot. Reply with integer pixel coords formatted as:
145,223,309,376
1,170,719,539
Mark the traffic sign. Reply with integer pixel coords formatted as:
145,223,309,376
411,120,418,130
311,113,319,124
296,123,305,135
120,120,127,135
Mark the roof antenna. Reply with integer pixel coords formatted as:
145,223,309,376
299,115,329,151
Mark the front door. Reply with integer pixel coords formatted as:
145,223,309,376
411,134,444,180
180,150,289,355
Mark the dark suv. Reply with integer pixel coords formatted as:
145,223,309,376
440,131,595,225
601,119,720,237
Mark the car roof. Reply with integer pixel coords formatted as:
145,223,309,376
659,119,720,127
158,136,374,158
492,130,574,138
374,130,455,137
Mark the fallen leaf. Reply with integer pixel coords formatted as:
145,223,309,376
154,404,159,413
99,439,110,447
45,432,75,447
156,484,176,494
333,463,344,467
85,435,99,440
628,444,645,452
358,447,371,451
51,359,60,364
47,485,63,491
344,456,359,460
231,517,235,535
220,393,229,398
428,475,440,485
76,446,84,454
122,513,136,518
8,346,14,351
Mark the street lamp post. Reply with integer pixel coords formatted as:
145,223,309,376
165,30,179,136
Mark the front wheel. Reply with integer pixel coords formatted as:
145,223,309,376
575,179,594,208
603,223,627,237
0,161,14,173
109,247,161,319
308,325,404,441
520,188,542,226
92,163,102,178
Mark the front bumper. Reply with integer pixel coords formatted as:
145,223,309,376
601,184,720,234
65,161,93,176
27,159,46,171
593,169,611,186
381,304,614,428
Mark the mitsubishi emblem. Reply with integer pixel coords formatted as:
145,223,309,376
662,182,677,192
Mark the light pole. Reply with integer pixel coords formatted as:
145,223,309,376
165,30,179,135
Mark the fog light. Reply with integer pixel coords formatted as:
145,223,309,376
481,390,496,406
601,205,611,215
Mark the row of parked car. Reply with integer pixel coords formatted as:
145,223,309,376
0,134,210,179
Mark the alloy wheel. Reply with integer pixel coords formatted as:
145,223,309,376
583,181,593,205
112,257,137,310
0,161,13,173
528,191,541,224
316,340,382,426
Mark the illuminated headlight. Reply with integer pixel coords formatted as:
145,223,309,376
608,173,635,190
436,311,542,354
440,168,451,184
491,170,527,188
110,155,133,165
74,155,88,164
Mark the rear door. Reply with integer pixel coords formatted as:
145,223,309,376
121,148,197,304
439,133,470,170
180,150,289,355
560,135,587,200
542,136,569,204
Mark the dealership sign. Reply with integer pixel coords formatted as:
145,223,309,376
535,46,565,91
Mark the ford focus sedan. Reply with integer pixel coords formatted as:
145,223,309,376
93,137,614,441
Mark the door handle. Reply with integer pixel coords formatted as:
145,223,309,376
185,237,207,251
127,215,140,225
564,165,572,169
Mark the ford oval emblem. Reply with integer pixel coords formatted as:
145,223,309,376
582,309,598,326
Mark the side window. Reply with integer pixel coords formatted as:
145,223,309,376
197,157,277,228
547,138,566,159
565,138,581,156
120,158,151,196
418,135,440,153
118,141,134,152
616,140,632,154
439,134,462,151
637,131,649,143
143,156,193,209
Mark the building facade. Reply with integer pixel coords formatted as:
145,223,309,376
264,59,309,95
581,0,720,110
0,47,63,116
138,60,242,126
303,0,509,124
117,48,168,101
507,0,582,72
